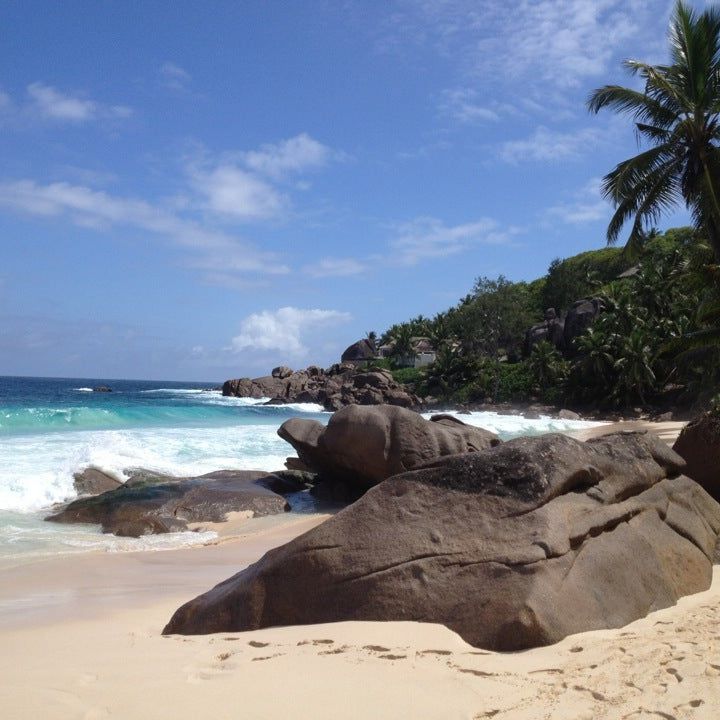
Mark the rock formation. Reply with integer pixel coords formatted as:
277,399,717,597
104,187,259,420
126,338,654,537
73,467,124,496
340,339,376,365
164,432,720,650
524,298,603,357
525,308,565,354
673,412,720,501
278,404,500,489
47,470,290,537
564,297,603,354
223,365,420,412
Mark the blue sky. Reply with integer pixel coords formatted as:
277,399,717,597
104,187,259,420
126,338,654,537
0,0,700,381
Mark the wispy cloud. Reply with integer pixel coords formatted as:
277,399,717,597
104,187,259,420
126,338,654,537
0,179,287,276
26,82,131,122
185,133,339,221
545,178,610,224
381,0,654,88
390,216,518,265
498,125,604,164
159,62,192,91
303,257,368,278
439,88,515,123
188,164,286,220
244,133,336,179
228,307,351,356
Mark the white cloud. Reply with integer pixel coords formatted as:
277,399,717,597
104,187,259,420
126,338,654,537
440,88,511,123
189,164,285,220
160,62,191,91
390,216,517,265
498,125,603,164
545,178,610,224
243,133,335,179
26,82,131,122
229,307,351,356
382,0,654,88
0,179,287,275
303,257,367,277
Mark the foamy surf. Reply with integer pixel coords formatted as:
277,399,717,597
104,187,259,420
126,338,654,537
0,377,606,564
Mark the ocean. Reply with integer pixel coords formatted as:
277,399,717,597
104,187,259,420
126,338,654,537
0,375,602,564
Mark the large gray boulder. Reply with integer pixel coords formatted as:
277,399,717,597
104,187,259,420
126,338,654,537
47,470,290,537
164,432,720,650
673,412,720,502
564,298,602,353
278,405,500,489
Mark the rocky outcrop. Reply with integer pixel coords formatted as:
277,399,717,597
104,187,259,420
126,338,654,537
271,366,293,379
673,412,720,501
278,405,500,489
73,468,123,496
524,299,603,357
223,365,420,412
164,432,720,650
341,339,376,365
564,297,602,353
92,386,112,392
525,308,565,354
47,470,290,537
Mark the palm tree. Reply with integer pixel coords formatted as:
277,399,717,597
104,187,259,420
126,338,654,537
588,1,720,260
613,329,657,405
390,325,416,367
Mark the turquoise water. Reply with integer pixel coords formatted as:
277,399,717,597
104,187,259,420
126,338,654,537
0,375,602,562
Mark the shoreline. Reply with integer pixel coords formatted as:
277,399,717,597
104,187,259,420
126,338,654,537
1,477,717,718
3,418,712,720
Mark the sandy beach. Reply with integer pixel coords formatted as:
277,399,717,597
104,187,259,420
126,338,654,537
2,420,719,719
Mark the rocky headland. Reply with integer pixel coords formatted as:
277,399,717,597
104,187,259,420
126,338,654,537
222,363,421,411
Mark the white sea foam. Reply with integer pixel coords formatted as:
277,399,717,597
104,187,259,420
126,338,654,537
0,423,298,513
0,510,217,564
74,387,94,392
421,410,606,437
140,388,210,394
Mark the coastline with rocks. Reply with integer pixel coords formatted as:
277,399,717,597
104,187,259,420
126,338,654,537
2,404,719,718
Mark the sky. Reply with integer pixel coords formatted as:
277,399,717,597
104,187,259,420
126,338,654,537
0,0,703,381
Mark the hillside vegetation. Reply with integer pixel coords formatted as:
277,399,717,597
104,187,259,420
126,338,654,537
377,227,720,410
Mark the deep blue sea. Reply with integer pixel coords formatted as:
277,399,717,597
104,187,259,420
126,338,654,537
0,375,601,563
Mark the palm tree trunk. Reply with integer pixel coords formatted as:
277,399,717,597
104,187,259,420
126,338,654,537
701,159,720,263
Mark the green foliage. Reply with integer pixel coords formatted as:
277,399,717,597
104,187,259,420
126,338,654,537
541,247,628,311
494,362,535,402
391,367,424,385
449,275,540,359
379,224,719,409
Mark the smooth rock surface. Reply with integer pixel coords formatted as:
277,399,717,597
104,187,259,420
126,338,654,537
278,404,500,489
47,470,290,537
73,468,124,496
673,412,720,501
164,432,720,650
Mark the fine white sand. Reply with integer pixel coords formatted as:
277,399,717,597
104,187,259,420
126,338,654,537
2,419,718,719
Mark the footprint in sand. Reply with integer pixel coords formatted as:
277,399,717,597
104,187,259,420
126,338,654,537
298,638,334,646
320,645,349,655
675,699,704,711
363,645,391,652
251,653,286,661
248,640,270,648
418,649,452,656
